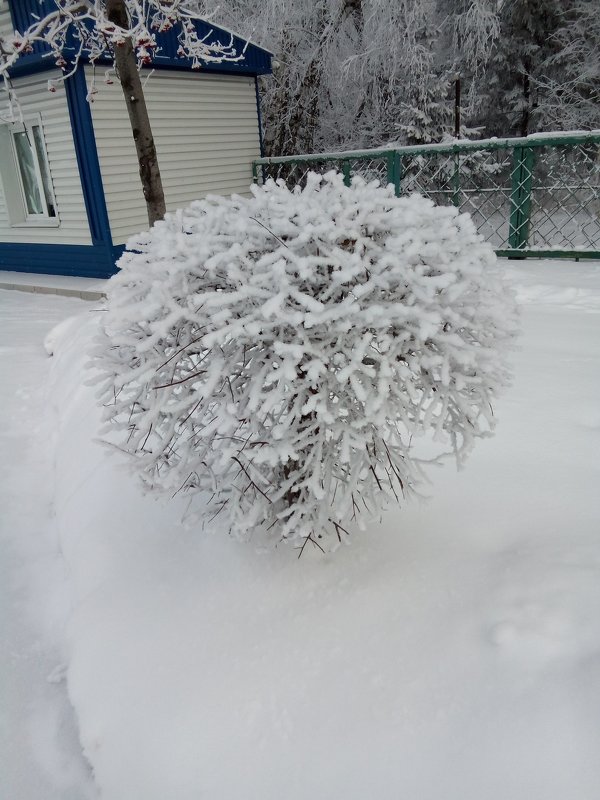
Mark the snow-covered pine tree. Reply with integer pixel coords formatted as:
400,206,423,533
440,0,501,132
533,0,600,132
474,0,564,137
395,71,454,146
94,173,518,553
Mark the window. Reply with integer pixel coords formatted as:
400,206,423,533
13,125,57,218
0,116,59,226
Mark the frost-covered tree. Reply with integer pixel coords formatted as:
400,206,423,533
211,0,370,155
95,173,518,553
440,0,500,130
533,0,600,131
0,0,241,224
394,71,454,146
208,0,502,152
210,0,593,153
473,0,564,137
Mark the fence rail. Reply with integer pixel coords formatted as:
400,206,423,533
252,132,600,259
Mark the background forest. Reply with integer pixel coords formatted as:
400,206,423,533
209,0,600,156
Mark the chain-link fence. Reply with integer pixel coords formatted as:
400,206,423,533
253,132,600,259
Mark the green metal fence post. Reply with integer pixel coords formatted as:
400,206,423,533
508,146,535,251
452,151,461,207
393,151,402,196
342,159,352,187
386,151,397,191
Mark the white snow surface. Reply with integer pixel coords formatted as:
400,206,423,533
2,258,600,799
0,290,96,800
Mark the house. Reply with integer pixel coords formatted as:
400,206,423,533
0,0,272,278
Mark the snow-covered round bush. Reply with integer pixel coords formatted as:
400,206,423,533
95,172,517,552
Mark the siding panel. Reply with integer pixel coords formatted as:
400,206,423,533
0,72,92,245
0,3,13,40
88,69,261,245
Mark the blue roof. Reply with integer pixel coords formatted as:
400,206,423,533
150,19,272,75
6,0,272,77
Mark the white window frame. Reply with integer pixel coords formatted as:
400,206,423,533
0,114,60,227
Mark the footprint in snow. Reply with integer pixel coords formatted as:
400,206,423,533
488,603,571,659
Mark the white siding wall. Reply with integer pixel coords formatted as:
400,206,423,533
88,68,261,245
0,72,91,244
0,2,13,40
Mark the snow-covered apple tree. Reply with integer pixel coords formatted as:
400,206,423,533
94,172,518,553
0,0,241,224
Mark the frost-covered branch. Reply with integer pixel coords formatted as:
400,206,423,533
0,0,241,84
205,0,594,152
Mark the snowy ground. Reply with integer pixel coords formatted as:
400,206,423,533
0,292,96,799
1,259,600,799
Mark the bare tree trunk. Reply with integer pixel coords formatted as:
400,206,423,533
106,0,166,226
454,75,461,138
520,71,530,137
278,0,364,155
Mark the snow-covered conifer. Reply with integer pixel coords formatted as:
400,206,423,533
94,172,517,552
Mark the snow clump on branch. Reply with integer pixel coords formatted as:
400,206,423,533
94,172,518,552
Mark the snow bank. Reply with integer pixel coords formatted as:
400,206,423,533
0,290,97,800
48,260,600,799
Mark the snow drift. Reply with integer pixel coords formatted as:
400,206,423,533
42,259,600,800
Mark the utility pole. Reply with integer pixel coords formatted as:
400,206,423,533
454,74,461,139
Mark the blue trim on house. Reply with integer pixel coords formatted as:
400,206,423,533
3,0,271,279
64,66,113,248
75,35,272,76
130,19,272,75
0,243,121,279
254,76,265,158
5,56,54,79
3,54,119,279
9,0,55,32
8,50,272,80
113,244,126,263
6,0,53,69
6,0,273,78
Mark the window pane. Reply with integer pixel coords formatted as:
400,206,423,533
32,126,56,217
13,131,44,215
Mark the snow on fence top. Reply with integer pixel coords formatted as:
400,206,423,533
254,131,600,165
253,132,600,259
